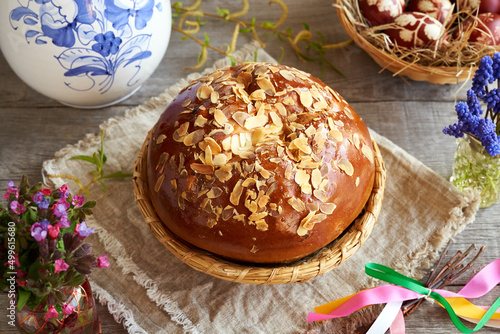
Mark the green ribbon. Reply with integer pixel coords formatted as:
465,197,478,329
365,263,500,333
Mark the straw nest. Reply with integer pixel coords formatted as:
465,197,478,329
133,130,386,285
334,0,500,84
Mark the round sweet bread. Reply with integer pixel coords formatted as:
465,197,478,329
146,63,376,264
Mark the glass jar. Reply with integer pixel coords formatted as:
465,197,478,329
451,135,500,208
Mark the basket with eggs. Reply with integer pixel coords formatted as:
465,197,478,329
335,0,500,83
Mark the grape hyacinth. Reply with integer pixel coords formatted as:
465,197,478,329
444,52,500,157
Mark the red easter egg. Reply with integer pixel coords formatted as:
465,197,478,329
455,12,500,45
358,0,405,26
384,12,446,48
407,0,453,23
457,0,500,14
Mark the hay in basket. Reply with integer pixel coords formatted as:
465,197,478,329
334,0,500,84
133,131,386,285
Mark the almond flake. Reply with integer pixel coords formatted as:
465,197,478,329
328,129,343,142
215,169,232,182
338,159,354,176
306,202,319,212
313,189,328,202
190,163,214,174
154,175,165,192
269,111,283,128
311,168,322,189
196,83,213,100
155,152,169,172
171,179,177,190
221,136,231,151
266,182,277,196
244,115,268,130
210,90,219,104
319,179,330,193
295,169,310,186
300,90,313,108
297,211,316,236
249,89,266,101
206,218,217,228
282,96,295,106
182,99,191,107
313,99,328,110
257,195,270,208
353,133,361,149
222,205,235,221
207,187,223,199
288,197,305,212
213,154,228,166
177,122,190,136
255,219,269,231
230,180,244,206
320,163,330,177
275,102,287,116
183,129,205,146
232,111,250,127
242,177,257,187
305,125,316,137
194,115,208,127
279,69,295,81
214,109,228,126
156,134,166,144
362,145,374,164
301,183,312,194
290,137,312,154
236,71,253,88
320,203,336,214
260,169,271,179
344,106,355,119
257,78,276,96
249,212,268,221
356,177,360,187
250,245,259,253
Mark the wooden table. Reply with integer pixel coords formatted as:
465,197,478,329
1,1,499,333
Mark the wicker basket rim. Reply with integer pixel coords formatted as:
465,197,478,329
133,131,386,285
334,2,477,84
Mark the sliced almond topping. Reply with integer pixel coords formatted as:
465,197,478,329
156,134,166,144
266,182,277,196
297,211,315,236
182,99,191,107
353,133,361,150
249,212,268,221
194,115,208,127
222,205,235,221
260,169,271,179
171,179,177,190
362,145,374,164
295,169,310,186
232,111,251,127
257,78,276,96
212,154,228,166
300,90,313,108
230,180,244,206
257,195,270,208
214,109,228,126
255,219,269,231
204,144,213,165
313,132,325,154
221,136,231,151
313,189,328,202
311,168,322,189
245,200,258,213
328,129,343,142
320,203,336,215
306,202,319,212
215,168,232,182
269,111,283,128
244,115,269,130
356,177,360,187
338,159,354,176
282,96,295,106
313,99,328,110
236,71,253,88
275,102,287,116
155,152,169,172
288,197,305,212
280,69,295,81
285,164,293,180
344,106,355,119
196,83,213,100
183,129,205,146
242,177,257,187
210,90,219,104
190,163,214,174
320,163,330,178
207,187,223,199
290,137,312,155
249,89,266,101
177,122,190,136
206,218,217,228
234,213,245,222
319,179,330,193
154,175,165,192
301,183,312,195
203,137,221,154
250,245,259,253
305,125,316,137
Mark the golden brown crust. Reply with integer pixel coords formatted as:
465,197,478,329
146,63,375,264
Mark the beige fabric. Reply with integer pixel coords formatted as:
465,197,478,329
42,43,479,334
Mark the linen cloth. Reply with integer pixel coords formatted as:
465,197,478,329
42,43,479,334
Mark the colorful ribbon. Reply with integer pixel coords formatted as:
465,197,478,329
308,260,500,333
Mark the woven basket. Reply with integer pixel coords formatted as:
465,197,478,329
133,130,386,285
335,1,476,84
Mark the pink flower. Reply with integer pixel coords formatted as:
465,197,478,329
96,254,110,268
57,216,70,228
17,280,27,287
10,201,25,215
72,195,85,207
54,259,69,273
44,305,59,320
62,303,76,315
3,181,18,199
58,184,69,199
48,225,60,239
52,200,70,218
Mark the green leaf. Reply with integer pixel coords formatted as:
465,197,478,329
239,27,252,33
262,21,275,28
69,155,96,165
101,171,132,179
17,288,31,311
82,200,97,208
204,33,210,46
302,22,310,31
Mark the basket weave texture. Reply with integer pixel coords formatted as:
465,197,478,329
133,131,386,285
335,1,475,84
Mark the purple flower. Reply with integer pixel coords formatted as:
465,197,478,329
3,181,18,199
72,195,85,207
54,258,69,273
52,200,70,218
58,184,69,199
77,221,94,238
31,219,50,243
33,191,50,209
10,201,25,215
472,56,494,98
62,303,76,315
57,216,71,228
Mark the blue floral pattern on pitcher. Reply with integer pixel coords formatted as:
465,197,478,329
9,0,163,94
